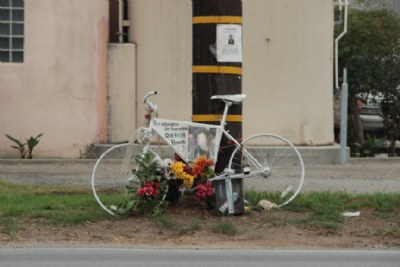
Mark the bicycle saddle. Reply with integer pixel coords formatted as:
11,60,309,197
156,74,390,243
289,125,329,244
211,94,247,104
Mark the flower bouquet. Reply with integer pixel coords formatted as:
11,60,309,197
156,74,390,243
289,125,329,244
119,153,216,217
164,155,215,202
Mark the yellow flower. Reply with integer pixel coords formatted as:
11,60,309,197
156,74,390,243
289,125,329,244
182,173,195,187
171,161,195,187
171,161,185,176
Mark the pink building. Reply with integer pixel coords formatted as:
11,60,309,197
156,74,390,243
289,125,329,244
1,0,336,158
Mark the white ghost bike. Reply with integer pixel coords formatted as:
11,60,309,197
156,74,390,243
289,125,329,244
91,91,305,216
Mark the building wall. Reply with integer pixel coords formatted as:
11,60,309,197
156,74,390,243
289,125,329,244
128,0,193,127
243,0,334,145
0,0,335,159
107,43,136,142
0,0,109,158
129,0,334,145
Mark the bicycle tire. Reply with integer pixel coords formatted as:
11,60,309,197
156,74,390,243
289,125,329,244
91,142,161,216
228,133,305,207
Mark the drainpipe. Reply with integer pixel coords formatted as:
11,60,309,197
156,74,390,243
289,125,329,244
334,0,349,89
117,0,131,43
118,0,124,43
339,68,348,165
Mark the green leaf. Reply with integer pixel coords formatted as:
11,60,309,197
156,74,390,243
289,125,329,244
26,138,39,150
26,134,43,156
5,134,23,146
125,200,136,211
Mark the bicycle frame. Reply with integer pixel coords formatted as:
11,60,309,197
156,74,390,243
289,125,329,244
146,109,269,215
92,91,304,216
143,91,269,181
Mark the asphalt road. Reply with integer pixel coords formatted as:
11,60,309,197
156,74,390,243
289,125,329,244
1,248,399,267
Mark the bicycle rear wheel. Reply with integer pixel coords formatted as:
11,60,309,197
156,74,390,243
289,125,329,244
228,133,305,207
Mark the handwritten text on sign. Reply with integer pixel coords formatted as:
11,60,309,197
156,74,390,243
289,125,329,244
150,118,222,164
151,119,189,158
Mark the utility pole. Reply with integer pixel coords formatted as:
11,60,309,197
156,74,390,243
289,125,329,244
192,0,243,173
192,0,244,214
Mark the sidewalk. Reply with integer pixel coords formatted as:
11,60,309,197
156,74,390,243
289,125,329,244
0,158,400,193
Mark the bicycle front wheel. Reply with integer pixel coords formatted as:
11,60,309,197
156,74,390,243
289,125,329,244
91,142,160,216
228,133,305,207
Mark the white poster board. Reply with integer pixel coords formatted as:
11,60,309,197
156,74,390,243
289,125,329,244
151,118,221,164
216,24,242,62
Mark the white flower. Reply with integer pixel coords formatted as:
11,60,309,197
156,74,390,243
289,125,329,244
162,159,175,180
163,158,173,166
164,170,176,180
258,199,277,210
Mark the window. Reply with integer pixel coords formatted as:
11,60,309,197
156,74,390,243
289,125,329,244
0,0,24,63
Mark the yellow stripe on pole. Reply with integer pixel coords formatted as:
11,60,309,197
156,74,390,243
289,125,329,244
192,114,242,122
192,16,242,24
192,65,242,75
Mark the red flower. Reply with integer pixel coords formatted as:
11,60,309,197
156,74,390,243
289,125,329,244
195,190,206,201
191,165,202,178
151,189,158,197
195,156,207,168
194,182,213,201
174,154,183,161
152,181,161,189
192,156,214,178
197,184,206,191
205,182,213,197
144,186,153,196
144,181,153,188
183,165,191,173
137,180,162,198
137,187,145,197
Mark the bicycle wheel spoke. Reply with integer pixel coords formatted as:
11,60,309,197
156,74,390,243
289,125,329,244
229,133,305,207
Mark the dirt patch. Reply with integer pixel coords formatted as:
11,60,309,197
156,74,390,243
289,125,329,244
2,203,399,249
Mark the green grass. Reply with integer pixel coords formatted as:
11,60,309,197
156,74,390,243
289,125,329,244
1,181,400,236
1,217,19,236
212,221,236,236
0,181,119,228
178,218,202,235
245,190,400,230
156,215,175,230
245,190,400,213
377,227,400,237
189,218,202,232
154,216,202,235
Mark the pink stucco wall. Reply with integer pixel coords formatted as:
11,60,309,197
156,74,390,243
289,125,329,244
0,0,109,158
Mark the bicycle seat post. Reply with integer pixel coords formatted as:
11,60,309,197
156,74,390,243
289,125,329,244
211,94,246,128
220,100,232,129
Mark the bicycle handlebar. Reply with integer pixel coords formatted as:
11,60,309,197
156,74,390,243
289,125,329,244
143,91,158,112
